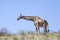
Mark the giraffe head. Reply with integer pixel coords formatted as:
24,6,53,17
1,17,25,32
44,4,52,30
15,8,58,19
17,14,22,20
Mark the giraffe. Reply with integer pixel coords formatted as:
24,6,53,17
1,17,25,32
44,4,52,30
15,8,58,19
17,14,49,33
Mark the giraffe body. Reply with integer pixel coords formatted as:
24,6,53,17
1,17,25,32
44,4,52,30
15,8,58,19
17,14,49,33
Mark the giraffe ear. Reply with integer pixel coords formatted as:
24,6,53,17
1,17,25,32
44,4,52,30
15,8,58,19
20,13,22,17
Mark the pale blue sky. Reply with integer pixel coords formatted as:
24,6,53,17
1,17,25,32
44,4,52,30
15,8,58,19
0,0,60,34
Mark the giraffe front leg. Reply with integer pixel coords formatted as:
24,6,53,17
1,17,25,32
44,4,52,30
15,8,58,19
34,23,40,34
34,23,38,33
36,27,38,33
37,27,40,34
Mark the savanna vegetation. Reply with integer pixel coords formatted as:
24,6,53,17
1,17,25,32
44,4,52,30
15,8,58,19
0,27,60,40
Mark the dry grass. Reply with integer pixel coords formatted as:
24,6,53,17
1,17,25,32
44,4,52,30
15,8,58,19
0,32,60,40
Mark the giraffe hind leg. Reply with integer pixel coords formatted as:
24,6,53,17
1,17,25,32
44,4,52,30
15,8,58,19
43,23,47,33
44,27,47,32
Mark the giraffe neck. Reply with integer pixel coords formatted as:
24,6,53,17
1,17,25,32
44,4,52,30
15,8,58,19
21,16,37,21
